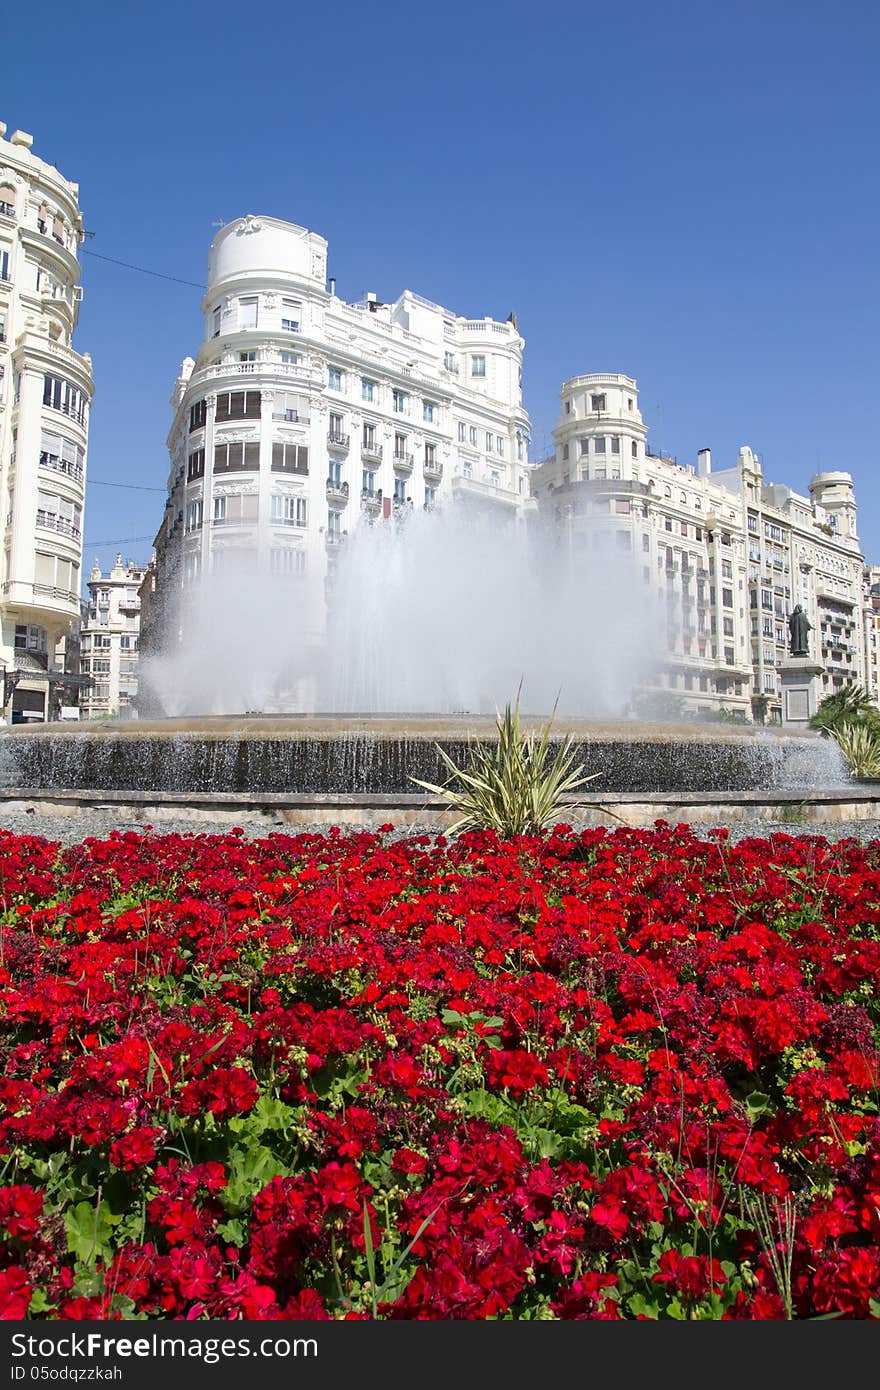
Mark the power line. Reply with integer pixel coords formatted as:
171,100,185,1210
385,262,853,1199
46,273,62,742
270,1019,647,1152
82,249,204,290
83,534,155,547
87,479,166,492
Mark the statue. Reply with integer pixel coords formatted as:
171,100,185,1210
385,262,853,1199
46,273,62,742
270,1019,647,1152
787,604,812,657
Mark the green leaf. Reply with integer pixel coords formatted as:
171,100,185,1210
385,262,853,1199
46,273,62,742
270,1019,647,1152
64,1198,120,1266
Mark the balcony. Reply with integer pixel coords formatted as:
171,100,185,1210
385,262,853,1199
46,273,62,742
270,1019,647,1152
327,431,350,452
326,479,350,505
36,511,81,541
423,458,443,480
361,442,383,464
119,595,141,612
392,451,414,475
361,489,382,515
39,455,84,486
325,531,345,548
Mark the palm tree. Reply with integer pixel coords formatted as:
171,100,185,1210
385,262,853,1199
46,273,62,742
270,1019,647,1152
810,683,880,738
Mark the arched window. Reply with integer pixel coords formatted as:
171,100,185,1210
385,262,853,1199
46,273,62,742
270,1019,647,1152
0,184,16,218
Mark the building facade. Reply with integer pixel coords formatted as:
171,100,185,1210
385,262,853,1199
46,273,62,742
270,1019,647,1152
79,555,144,720
144,214,531,705
0,122,93,722
532,373,867,722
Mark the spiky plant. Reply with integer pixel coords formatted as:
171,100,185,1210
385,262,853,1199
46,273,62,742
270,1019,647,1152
830,721,880,779
411,691,608,836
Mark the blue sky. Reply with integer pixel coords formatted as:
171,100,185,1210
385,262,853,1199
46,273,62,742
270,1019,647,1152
6,0,879,575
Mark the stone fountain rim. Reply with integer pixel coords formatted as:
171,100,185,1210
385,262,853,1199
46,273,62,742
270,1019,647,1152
0,714,826,744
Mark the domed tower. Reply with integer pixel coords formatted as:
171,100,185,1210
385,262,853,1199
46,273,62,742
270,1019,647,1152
553,373,647,478
809,472,858,542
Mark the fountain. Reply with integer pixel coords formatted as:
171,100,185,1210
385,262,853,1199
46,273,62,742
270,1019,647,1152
0,505,862,829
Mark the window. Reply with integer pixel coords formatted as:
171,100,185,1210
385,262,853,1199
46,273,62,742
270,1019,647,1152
37,490,81,537
462,462,472,478
40,431,84,481
393,478,406,502
722,587,734,608
393,389,407,413
394,432,408,459
271,442,309,474
213,495,226,524
363,423,376,448
642,534,650,552
632,441,638,458
362,469,375,495
328,459,342,487
271,494,307,526
723,616,734,636
594,436,606,453
471,354,486,377
424,442,436,466
15,624,46,652
328,366,343,390
214,441,260,472
215,390,261,421
425,485,437,507
280,351,299,366
0,184,15,218
185,499,203,531
489,470,500,487
722,559,733,579
457,422,466,442
664,518,673,532
212,307,221,337
270,548,306,575
0,249,9,282
281,298,301,331
724,646,735,666
187,449,205,481
469,426,477,446
42,375,87,424
239,296,258,329
189,400,207,432
423,400,436,423
611,436,620,454
590,393,606,412
565,399,571,414
443,351,458,373
239,351,256,370
486,433,494,453
361,378,376,402
563,445,570,461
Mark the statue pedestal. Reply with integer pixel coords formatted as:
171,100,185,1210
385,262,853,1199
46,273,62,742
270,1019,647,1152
779,658,824,729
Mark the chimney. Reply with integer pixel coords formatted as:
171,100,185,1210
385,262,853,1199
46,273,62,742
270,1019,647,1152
329,276,336,296
697,447,712,476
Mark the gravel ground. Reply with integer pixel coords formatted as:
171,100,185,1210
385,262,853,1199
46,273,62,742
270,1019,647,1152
2,811,880,847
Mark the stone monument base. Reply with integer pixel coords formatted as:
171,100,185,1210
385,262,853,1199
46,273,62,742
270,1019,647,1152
779,658,825,729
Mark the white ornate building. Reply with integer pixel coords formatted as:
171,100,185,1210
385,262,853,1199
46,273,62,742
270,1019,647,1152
532,373,867,722
0,123,93,722
144,214,531,701
80,554,144,720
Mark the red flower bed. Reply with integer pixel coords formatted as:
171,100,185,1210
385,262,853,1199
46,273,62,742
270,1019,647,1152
0,821,879,1320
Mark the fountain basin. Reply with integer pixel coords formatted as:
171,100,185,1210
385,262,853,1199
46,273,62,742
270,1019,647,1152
0,714,851,796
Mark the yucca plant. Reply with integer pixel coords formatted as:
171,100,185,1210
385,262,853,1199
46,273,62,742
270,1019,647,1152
830,720,880,779
411,689,609,836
